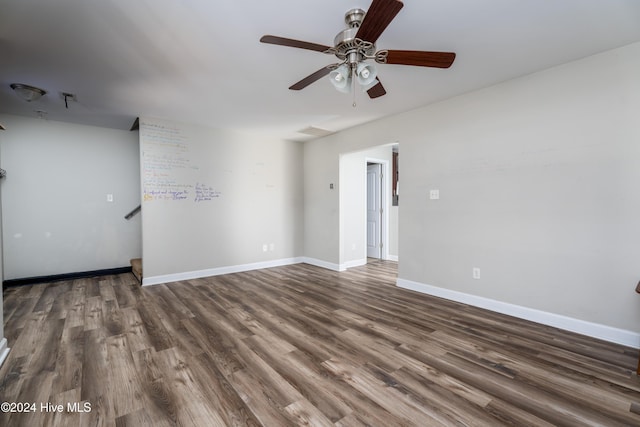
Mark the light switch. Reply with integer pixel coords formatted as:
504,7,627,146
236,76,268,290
107,194,114,202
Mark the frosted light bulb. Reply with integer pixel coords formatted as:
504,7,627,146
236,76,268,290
360,68,370,79
335,74,343,82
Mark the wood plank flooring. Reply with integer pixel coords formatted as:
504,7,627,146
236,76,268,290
1,261,640,426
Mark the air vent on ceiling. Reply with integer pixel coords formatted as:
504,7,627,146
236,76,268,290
297,126,334,137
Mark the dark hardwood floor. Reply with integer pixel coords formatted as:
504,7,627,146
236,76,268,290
1,261,639,426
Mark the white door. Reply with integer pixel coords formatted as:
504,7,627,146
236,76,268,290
367,163,382,259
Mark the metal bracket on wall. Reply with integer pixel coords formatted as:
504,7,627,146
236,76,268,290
0,168,6,179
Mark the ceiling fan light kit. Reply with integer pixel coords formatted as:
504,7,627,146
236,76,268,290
329,64,352,93
260,0,456,100
10,83,47,102
356,62,377,86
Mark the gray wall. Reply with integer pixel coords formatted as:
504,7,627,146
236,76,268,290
0,127,5,358
139,117,304,283
0,115,141,280
303,137,341,266
304,42,640,335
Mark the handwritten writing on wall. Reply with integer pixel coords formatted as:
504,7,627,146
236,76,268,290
195,183,221,202
143,187,191,201
141,121,221,203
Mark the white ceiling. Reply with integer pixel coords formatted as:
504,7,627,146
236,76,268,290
1,0,639,141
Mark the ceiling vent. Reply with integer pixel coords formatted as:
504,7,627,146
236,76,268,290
297,126,335,137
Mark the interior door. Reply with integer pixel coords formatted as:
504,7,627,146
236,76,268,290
367,163,382,259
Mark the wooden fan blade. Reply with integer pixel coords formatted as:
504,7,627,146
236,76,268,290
260,35,331,53
367,79,386,99
356,0,404,44
289,66,334,91
385,50,456,68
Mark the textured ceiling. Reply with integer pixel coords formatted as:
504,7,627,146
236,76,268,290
1,0,639,141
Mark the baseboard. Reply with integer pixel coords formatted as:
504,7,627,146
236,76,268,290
143,257,374,285
341,259,367,270
0,338,9,368
301,257,369,272
397,278,640,349
387,255,399,262
3,266,133,288
142,257,305,286
300,257,342,272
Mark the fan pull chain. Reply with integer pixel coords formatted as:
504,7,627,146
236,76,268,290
352,67,357,108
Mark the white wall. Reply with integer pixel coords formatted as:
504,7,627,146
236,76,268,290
139,117,303,284
0,115,141,280
304,42,640,340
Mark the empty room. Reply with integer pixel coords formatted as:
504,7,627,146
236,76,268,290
1,0,640,425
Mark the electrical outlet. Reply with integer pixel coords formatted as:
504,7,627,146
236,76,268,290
262,244,268,252
430,189,439,200
473,268,481,280
107,194,114,202
269,243,275,251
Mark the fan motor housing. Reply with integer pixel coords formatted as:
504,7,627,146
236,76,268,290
332,9,375,61
344,8,366,27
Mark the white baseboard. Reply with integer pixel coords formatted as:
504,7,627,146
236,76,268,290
143,257,305,286
397,278,640,349
300,257,342,272
0,338,9,368
387,255,399,262
143,256,379,286
341,259,367,270
301,257,367,272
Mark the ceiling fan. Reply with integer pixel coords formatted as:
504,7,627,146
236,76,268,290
260,0,456,100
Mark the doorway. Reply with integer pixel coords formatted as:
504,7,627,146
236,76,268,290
339,146,397,269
